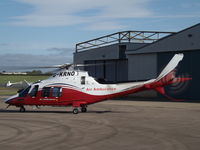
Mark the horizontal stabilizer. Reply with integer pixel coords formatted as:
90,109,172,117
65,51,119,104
154,87,165,95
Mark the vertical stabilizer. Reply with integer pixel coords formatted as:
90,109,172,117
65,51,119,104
156,53,184,81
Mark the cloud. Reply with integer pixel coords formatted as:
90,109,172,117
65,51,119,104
0,53,72,66
12,0,153,30
153,14,200,19
0,41,75,55
0,43,10,46
12,15,88,27
47,47,74,55
0,46,75,72
86,21,126,31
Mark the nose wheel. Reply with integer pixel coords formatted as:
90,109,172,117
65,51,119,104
19,106,26,112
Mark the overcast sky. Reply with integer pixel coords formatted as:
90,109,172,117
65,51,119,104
0,0,200,71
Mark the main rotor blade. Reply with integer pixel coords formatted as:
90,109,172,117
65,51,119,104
0,63,106,71
0,64,72,70
74,63,105,67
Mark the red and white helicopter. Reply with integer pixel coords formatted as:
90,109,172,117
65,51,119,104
5,53,190,114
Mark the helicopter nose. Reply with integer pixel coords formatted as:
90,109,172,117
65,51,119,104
4,94,18,104
4,98,11,104
4,97,12,104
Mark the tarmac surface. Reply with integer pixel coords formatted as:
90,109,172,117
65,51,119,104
0,97,200,150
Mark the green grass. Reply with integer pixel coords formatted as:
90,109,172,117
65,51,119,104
0,75,49,84
0,87,18,96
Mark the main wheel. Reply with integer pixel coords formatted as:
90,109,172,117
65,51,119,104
81,107,87,113
73,108,79,114
19,106,26,112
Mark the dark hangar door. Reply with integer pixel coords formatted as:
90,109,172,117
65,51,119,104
116,59,128,82
84,60,96,77
84,59,128,83
190,51,200,101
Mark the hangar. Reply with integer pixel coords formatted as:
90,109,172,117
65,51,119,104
74,23,200,101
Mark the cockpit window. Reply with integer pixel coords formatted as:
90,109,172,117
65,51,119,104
42,87,51,97
30,85,39,97
52,87,62,97
19,86,31,97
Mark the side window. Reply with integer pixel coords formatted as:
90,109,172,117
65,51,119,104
81,76,86,85
52,87,62,97
30,85,39,97
42,87,51,97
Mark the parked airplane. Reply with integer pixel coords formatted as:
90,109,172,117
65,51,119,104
4,53,191,114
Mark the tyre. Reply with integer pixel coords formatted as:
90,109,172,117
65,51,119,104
73,108,79,114
81,107,87,113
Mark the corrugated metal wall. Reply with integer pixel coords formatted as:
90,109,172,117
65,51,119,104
127,53,157,81
85,59,128,83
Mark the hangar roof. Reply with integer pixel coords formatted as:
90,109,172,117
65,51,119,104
126,23,200,55
75,31,174,52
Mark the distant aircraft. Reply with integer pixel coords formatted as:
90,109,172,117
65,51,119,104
6,80,30,88
4,54,191,114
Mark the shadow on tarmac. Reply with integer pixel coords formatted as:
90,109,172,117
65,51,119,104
0,109,113,114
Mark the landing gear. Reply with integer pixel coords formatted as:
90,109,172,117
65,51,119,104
72,104,88,114
81,106,87,113
73,108,79,114
19,106,26,112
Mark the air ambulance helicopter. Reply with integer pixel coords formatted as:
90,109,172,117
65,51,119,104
4,53,191,114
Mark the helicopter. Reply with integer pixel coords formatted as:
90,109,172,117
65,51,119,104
4,53,191,114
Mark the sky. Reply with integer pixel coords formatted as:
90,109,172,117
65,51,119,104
0,0,200,71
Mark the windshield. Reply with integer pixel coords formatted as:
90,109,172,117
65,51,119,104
19,86,31,97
